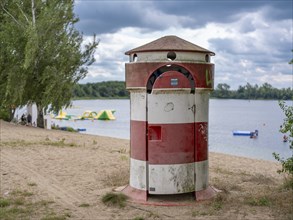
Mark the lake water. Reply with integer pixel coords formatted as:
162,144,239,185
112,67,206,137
52,99,292,161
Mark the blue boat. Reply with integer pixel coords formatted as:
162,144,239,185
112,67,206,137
233,131,251,136
233,130,258,136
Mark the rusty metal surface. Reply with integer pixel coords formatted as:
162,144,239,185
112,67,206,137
125,35,215,55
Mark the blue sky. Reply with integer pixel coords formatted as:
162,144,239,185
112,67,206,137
74,0,292,89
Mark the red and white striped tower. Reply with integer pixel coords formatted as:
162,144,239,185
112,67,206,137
123,36,216,202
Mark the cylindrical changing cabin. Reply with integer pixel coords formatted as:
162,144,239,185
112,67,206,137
124,35,215,201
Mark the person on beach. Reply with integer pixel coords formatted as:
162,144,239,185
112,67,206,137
27,114,32,126
21,114,26,123
283,135,288,142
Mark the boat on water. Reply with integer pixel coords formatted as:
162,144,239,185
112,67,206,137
233,130,258,136
58,127,86,132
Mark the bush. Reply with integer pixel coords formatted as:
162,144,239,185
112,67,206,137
101,192,128,208
273,100,293,185
0,108,10,121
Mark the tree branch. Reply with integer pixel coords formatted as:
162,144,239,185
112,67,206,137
16,3,30,24
31,0,36,25
1,4,23,27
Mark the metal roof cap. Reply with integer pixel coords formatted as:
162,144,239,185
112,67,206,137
125,35,215,56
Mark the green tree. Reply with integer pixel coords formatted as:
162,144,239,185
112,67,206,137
72,81,129,99
273,52,293,186
214,83,231,98
273,101,293,177
0,1,29,120
0,0,98,127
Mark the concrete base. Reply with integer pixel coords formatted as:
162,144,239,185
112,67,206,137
195,186,220,201
121,185,147,202
118,185,219,206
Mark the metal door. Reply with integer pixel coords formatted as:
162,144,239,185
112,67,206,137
147,71,195,194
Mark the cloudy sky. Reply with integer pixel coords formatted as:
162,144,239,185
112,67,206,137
74,0,292,89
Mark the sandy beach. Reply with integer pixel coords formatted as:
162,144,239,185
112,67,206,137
0,120,292,220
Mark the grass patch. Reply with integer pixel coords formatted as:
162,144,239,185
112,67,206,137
1,139,78,148
0,189,70,220
281,176,293,190
101,192,128,208
191,210,208,216
78,203,90,207
28,182,37,187
211,193,226,211
11,190,34,198
242,173,275,184
120,155,129,161
0,140,34,147
111,148,127,154
214,167,235,175
41,213,67,220
211,178,241,193
11,190,33,197
147,211,160,219
102,169,129,187
246,196,271,206
133,217,144,220
43,138,77,148
37,200,55,207
0,198,10,207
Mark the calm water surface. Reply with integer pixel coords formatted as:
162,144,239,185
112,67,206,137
52,99,292,161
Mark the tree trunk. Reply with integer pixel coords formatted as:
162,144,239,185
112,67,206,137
37,105,44,128
9,107,16,121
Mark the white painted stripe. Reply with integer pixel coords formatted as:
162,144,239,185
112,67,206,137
195,160,209,191
147,93,195,124
127,87,146,91
152,88,191,93
148,163,195,194
130,160,209,193
130,91,209,123
195,92,209,122
130,158,147,191
130,92,147,121
132,51,207,62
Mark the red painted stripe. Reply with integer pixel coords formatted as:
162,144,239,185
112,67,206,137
148,123,195,164
195,122,208,162
130,120,147,161
125,62,214,89
130,121,208,163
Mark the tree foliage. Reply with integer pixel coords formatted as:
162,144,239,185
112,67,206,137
73,81,129,99
273,101,293,178
272,51,293,184
211,83,292,100
0,0,98,126
72,81,292,100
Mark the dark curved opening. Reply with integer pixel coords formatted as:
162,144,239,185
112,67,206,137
133,54,138,62
167,51,176,61
146,64,195,94
205,54,210,62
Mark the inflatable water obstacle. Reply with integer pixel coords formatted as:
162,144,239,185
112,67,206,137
53,110,116,120
54,111,71,120
79,110,115,120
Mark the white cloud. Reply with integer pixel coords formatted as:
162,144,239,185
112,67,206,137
80,8,292,89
